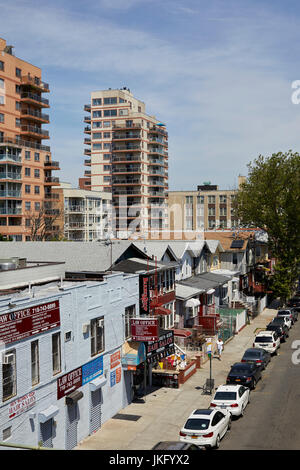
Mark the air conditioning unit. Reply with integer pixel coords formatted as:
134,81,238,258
97,319,104,328
82,323,90,334
3,353,15,364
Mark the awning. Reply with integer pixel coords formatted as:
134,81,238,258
65,390,83,406
89,375,107,391
38,405,59,423
155,306,172,316
232,277,240,282
122,341,146,367
206,288,215,294
185,298,200,308
173,329,192,338
222,284,228,288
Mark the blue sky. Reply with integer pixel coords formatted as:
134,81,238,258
1,0,300,190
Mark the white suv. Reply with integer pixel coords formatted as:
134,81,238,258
253,330,280,355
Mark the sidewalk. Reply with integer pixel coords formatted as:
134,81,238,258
76,308,276,450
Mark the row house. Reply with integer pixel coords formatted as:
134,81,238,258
0,258,140,449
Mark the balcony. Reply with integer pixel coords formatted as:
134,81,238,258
112,155,142,163
112,188,143,196
65,205,85,213
84,104,91,112
44,176,59,185
20,125,49,139
21,75,49,93
0,135,50,152
44,193,60,200
112,144,142,152
44,161,60,170
112,122,142,130
112,177,142,185
0,152,22,165
0,207,22,215
20,92,49,108
84,126,91,134
112,165,141,174
84,116,91,123
113,132,141,140
84,170,91,177
84,159,91,166
149,126,168,137
84,148,91,156
0,190,22,198
0,172,21,180
20,108,50,124
84,138,91,145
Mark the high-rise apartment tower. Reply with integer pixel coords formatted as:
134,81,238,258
0,38,59,241
80,87,168,238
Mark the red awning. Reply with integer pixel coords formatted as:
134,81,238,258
154,306,172,316
173,329,192,338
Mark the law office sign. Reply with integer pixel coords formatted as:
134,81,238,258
0,300,60,346
130,317,159,342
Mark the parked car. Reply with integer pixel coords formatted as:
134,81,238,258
152,441,205,450
253,330,280,355
270,316,292,331
226,362,262,389
287,297,300,308
266,322,289,342
210,384,250,417
277,309,294,327
241,347,271,369
179,408,231,449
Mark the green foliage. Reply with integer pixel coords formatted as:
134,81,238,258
234,150,300,298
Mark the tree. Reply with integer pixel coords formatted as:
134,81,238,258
25,203,64,241
233,150,300,299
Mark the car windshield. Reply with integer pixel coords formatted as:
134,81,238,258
255,336,272,342
184,419,210,430
214,391,237,400
278,311,289,315
272,318,284,323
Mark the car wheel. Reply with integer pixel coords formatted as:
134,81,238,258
240,405,245,416
252,379,257,390
214,435,221,449
227,416,232,430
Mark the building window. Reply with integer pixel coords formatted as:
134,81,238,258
15,85,21,94
34,169,40,178
15,118,21,127
125,305,136,339
93,143,102,150
219,195,227,203
25,185,31,194
0,96,4,106
15,67,22,78
25,167,31,177
92,121,102,129
0,61,4,71
2,427,11,441
92,132,102,139
92,110,102,118
103,132,110,139
25,201,31,211
92,98,102,106
34,152,40,162
52,332,61,375
91,317,105,356
15,101,21,110
34,186,40,194
25,151,31,160
104,97,117,105
103,121,111,127
2,349,17,401
0,79,4,89
119,109,128,116
103,165,110,171
185,196,193,230
103,109,117,117
0,113,4,123
208,195,215,204
31,340,40,386
35,202,40,211
232,253,238,265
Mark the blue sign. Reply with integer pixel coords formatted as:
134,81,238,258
110,370,116,387
82,356,103,385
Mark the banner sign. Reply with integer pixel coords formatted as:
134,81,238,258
130,317,159,342
110,350,121,369
8,391,36,420
139,275,150,315
57,356,103,399
0,300,60,346
145,330,175,364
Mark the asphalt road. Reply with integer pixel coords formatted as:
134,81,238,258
221,318,300,450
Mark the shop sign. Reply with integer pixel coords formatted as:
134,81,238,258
145,330,175,364
82,356,103,385
130,317,159,342
110,350,121,369
8,391,36,419
0,300,60,346
57,366,82,400
139,275,150,315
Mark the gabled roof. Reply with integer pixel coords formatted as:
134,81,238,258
204,231,254,251
132,241,178,262
112,257,178,275
205,239,225,253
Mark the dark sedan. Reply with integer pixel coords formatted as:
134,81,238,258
287,297,300,308
241,348,271,370
266,322,289,342
226,362,262,390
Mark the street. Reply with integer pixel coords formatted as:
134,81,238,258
221,319,300,450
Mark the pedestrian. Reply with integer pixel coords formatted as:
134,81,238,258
216,338,224,360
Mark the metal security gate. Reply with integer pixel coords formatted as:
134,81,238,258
66,404,79,450
39,419,53,448
90,389,102,434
